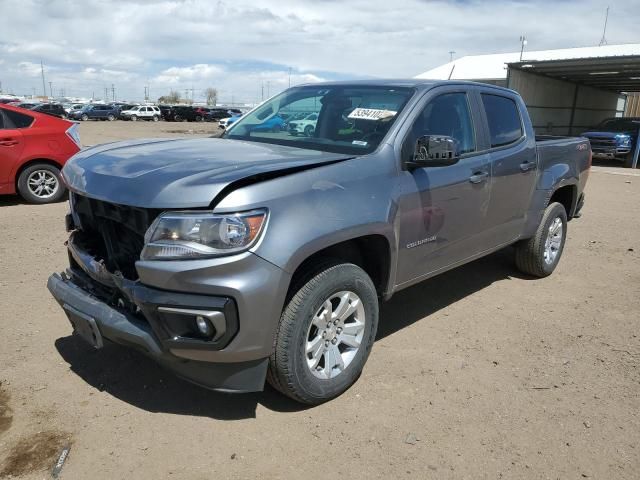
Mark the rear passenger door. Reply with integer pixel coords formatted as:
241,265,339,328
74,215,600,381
395,87,493,285
479,91,538,244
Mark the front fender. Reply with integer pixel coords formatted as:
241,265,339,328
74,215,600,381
215,148,401,293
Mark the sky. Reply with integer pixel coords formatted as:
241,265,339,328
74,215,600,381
0,0,638,105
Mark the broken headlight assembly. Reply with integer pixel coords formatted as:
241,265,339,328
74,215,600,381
141,209,267,260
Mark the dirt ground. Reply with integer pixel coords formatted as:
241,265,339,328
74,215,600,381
0,121,638,479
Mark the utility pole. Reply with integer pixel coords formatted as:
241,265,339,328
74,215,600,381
40,61,47,98
266,81,271,98
261,82,264,101
48,81,53,99
449,51,456,62
519,35,528,61
111,84,115,102
288,67,292,88
0,80,2,93
599,6,609,46
144,86,149,101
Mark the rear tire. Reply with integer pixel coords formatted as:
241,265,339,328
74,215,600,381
17,163,66,204
107,114,115,121
514,202,567,277
268,263,379,405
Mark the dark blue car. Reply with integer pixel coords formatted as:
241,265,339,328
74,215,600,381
70,104,120,121
582,117,640,167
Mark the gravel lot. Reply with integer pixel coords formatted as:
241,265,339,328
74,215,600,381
0,121,638,479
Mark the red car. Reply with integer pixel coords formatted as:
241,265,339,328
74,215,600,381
0,104,81,204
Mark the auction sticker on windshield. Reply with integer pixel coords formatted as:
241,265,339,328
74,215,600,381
347,108,397,121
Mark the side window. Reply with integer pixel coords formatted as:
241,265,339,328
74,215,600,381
3,109,34,128
408,92,476,155
0,112,4,129
481,94,523,148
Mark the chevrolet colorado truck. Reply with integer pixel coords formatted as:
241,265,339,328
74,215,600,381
47,80,590,404
582,117,640,168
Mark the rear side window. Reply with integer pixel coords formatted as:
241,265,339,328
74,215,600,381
481,94,523,148
0,112,4,129
4,109,34,128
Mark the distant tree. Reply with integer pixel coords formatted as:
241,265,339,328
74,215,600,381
205,87,218,106
158,90,181,104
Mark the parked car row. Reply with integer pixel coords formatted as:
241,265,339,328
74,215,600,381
4,100,247,123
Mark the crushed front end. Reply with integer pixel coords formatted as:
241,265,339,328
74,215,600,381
48,193,288,393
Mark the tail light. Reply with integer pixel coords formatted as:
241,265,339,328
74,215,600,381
66,123,82,149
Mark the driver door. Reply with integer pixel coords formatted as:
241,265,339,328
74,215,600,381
395,88,492,287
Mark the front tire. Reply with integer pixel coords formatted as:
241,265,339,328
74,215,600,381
131,115,137,122
107,114,115,121
514,202,568,277
81,114,89,121
268,263,379,405
17,163,66,204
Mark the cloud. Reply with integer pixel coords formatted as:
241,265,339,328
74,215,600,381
154,64,226,84
0,0,638,102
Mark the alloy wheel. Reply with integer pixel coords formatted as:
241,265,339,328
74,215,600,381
27,170,59,199
305,291,366,380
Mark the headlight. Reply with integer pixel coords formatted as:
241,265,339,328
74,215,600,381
141,209,267,260
616,134,631,146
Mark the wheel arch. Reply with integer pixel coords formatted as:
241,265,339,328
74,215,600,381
284,234,393,304
14,158,64,190
548,183,578,218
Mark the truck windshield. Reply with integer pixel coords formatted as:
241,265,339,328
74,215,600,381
597,119,640,132
224,85,414,155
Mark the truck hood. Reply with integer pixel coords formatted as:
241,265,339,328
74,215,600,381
581,130,634,138
63,137,352,208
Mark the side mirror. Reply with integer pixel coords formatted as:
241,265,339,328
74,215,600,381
406,135,461,169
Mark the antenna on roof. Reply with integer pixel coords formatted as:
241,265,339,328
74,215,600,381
519,36,527,61
448,64,456,80
599,6,609,46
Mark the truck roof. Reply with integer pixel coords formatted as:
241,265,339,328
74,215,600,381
293,79,518,94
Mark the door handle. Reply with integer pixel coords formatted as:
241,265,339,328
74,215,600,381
469,171,489,184
520,160,535,172
0,139,18,147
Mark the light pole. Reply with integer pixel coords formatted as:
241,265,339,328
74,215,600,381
48,81,53,99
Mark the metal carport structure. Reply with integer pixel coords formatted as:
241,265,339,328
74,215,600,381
507,54,640,168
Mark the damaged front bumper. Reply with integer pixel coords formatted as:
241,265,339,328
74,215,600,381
47,270,267,393
47,233,290,393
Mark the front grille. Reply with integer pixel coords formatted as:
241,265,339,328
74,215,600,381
71,193,161,280
587,137,616,150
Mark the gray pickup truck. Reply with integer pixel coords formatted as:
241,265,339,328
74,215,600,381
48,80,590,404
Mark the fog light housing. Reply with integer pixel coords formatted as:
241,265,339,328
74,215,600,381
196,315,213,337
157,307,226,342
